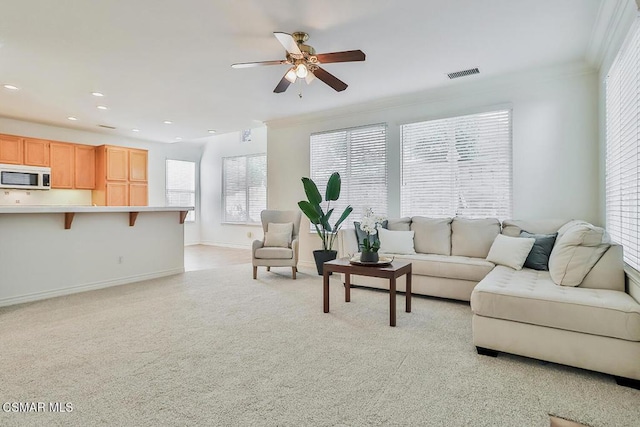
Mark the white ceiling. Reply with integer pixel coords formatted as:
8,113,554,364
0,0,608,143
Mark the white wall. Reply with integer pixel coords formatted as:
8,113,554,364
200,127,267,248
267,64,600,266
0,117,204,244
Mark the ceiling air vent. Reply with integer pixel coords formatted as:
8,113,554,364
447,67,480,79
98,124,116,129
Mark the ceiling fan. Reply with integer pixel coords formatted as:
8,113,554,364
232,31,365,93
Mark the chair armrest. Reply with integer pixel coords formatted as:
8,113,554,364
252,239,264,257
291,238,299,263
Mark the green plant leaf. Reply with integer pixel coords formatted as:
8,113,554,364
298,201,321,224
301,177,322,205
333,205,353,230
325,172,341,201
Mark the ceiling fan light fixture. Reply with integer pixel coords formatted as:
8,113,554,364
295,63,308,78
285,68,297,83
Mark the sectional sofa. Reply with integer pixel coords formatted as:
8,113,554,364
337,217,640,387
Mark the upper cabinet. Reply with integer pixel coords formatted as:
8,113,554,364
49,142,74,189
74,145,96,189
0,135,24,165
23,138,50,167
93,145,148,206
129,149,148,182
105,146,129,181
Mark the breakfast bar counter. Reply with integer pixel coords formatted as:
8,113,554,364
0,206,193,307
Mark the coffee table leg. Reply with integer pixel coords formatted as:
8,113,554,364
323,270,330,313
406,272,412,313
345,273,351,302
390,277,396,327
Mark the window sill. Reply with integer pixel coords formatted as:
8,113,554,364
221,222,262,226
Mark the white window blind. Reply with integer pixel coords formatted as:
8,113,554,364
606,18,640,270
401,110,512,219
310,124,387,224
166,159,196,222
222,154,267,223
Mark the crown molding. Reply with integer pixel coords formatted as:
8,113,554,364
266,61,595,130
586,0,637,70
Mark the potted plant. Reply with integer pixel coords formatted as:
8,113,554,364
359,208,386,263
298,172,353,275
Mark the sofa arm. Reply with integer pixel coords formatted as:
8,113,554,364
337,229,359,258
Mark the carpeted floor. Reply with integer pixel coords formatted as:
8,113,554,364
0,264,638,426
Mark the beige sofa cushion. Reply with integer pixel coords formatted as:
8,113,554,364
387,217,411,231
548,223,610,287
411,217,452,255
388,253,495,282
501,219,569,237
471,266,640,342
451,218,500,258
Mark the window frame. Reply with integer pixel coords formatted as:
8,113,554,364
399,107,513,219
309,123,388,230
221,153,267,225
165,159,197,223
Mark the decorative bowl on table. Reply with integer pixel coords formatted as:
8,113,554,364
349,255,393,267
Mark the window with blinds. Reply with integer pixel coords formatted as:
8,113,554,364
310,124,387,224
605,18,640,270
166,159,196,222
401,110,512,219
222,153,267,223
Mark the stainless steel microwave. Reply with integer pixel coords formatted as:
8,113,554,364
0,163,51,190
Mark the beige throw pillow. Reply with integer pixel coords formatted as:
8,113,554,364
265,222,293,248
264,232,291,248
378,228,416,255
548,223,611,287
486,234,535,270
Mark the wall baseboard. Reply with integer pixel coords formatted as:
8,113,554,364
0,268,184,308
199,241,251,249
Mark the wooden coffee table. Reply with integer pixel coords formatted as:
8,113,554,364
322,257,412,326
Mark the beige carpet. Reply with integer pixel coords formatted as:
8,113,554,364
0,264,638,426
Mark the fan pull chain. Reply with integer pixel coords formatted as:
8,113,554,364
298,78,303,99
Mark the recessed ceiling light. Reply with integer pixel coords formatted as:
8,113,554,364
3,84,19,91
97,105,108,110
175,137,182,140
208,129,216,134
163,120,172,124
132,128,140,132
67,116,78,121
91,92,104,97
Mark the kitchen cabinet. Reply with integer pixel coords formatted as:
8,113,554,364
23,138,50,167
49,143,74,189
129,183,148,206
129,149,148,182
93,145,148,206
0,134,24,165
106,146,128,181
74,145,96,189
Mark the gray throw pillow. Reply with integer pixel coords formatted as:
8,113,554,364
520,230,558,271
354,220,388,251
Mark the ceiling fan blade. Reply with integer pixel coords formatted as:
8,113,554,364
274,32,303,56
274,70,294,93
315,50,366,64
232,60,287,69
313,67,348,92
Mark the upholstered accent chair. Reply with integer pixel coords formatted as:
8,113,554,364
252,210,302,279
